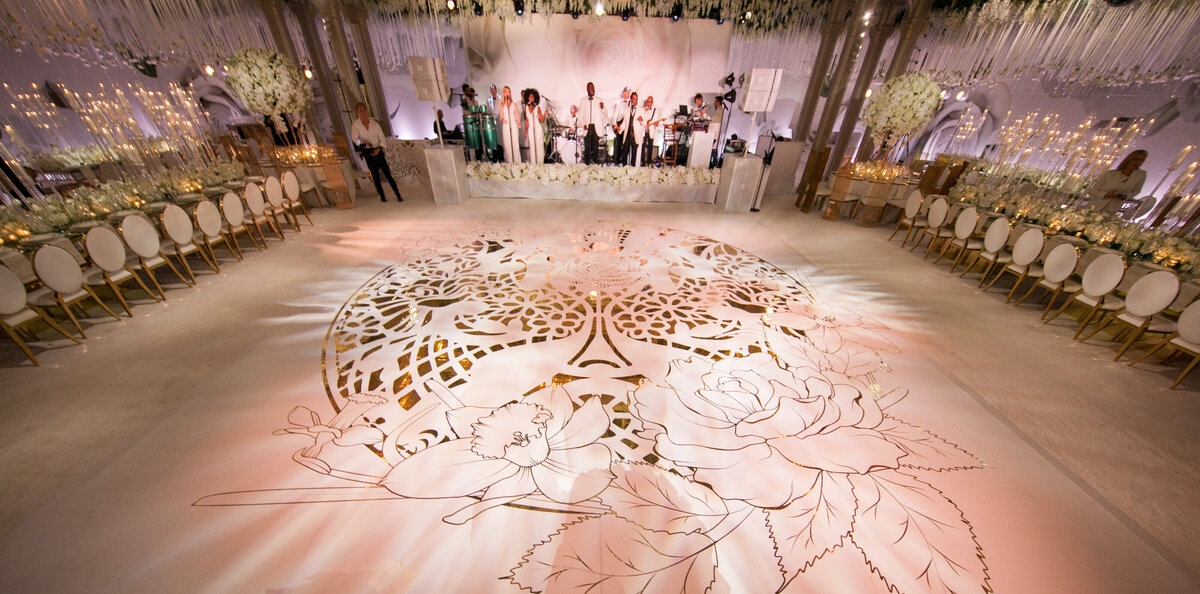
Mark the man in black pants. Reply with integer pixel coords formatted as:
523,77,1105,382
350,102,403,202
578,82,607,165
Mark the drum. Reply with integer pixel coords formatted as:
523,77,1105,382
481,114,499,150
464,113,482,150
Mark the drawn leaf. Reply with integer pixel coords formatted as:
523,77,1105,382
714,507,786,593
509,515,716,594
601,462,729,534
767,472,856,581
877,416,984,472
850,470,991,594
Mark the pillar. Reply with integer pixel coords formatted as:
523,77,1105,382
343,1,391,136
792,0,852,143
293,0,351,158
315,0,364,114
257,0,321,141
857,0,933,161
829,16,898,171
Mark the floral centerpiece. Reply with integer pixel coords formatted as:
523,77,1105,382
467,162,719,188
862,73,942,155
224,48,312,134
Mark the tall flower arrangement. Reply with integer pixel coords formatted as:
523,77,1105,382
863,73,942,150
224,48,311,133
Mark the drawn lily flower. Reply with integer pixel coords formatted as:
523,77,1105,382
380,393,614,524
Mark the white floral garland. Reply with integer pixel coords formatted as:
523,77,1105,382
863,73,942,146
224,48,312,129
467,162,719,188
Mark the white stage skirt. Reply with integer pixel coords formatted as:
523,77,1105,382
470,178,717,203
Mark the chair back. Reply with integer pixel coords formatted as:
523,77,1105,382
265,176,286,208
220,192,245,226
0,265,27,316
195,200,223,237
953,208,978,240
161,204,196,245
926,198,949,228
1010,228,1044,266
1080,253,1126,298
903,190,922,219
982,217,1010,254
1041,244,1078,284
33,245,84,295
84,226,129,273
1124,270,1180,318
282,170,301,201
244,182,267,216
120,215,163,259
0,247,37,284
1177,301,1200,344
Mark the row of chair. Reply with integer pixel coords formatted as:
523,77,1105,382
891,190,1200,389
1,173,316,365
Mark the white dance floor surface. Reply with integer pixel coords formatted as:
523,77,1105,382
0,197,1194,593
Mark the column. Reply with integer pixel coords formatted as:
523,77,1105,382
257,0,321,141
792,0,852,143
795,0,867,210
293,0,351,158
343,1,391,136
315,0,364,113
857,0,932,161
829,16,898,171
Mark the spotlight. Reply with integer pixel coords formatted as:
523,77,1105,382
304,67,313,79
621,8,630,20
744,10,752,18
940,90,948,99
474,2,483,15
865,88,872,98
447,0,455,9
571,10,579,18
594,2,604,16
671,3,681,21
717,14,724,24
955,90,967,101
203,64,214,76
514,0,523,15
722,89,736,103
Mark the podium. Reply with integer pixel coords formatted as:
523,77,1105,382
715,154,766,213
688,131,715,169
424,147,468,204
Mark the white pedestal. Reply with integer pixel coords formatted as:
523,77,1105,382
689,131,715,169
715,154,765,213
765,141,808,194
424,147,468,205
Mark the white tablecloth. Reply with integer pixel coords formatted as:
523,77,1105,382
470,178,716,203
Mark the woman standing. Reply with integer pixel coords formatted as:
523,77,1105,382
1089,150,1148,214
523,88,547,165
497,86,521,164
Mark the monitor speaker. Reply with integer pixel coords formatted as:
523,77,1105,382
407,56,450,103
739,68,783,113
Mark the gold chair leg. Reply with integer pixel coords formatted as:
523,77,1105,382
57,295,87,338
140,263,168,300
197,245,220,273
1013,281,1041,306
1005,273,1030,302
84,286,122,320
106,279,134,317
1,323,38,365
888,222,906,241
160,257,193,287
126,266,162,302
983,268,1008,291
977,260,997,287
1045,296,1076,324
223,233,244,260
175,251,197,284
1171,354,1200,389
1077,310,1113,341
1114,326,1148,361
1129,339,1171,367
33,306,82,343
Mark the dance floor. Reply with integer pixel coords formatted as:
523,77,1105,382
0,190,1197,593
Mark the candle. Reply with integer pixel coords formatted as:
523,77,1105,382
1170,145,1194,170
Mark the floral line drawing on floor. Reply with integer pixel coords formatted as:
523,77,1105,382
199,221,990,593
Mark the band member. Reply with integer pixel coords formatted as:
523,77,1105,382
523,88,547,164
711,96,725,138
579,82,608,165
640,95,666,166
497,86,521,164
350,102,403,202
486,84,499,113
487,84,503,162
616,91,641,166
612,87,632,160
689,93,709,124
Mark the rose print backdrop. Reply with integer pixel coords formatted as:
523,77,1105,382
256,221,990,593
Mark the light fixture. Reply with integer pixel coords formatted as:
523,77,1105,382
671,3,682,21
474,2,483,15
203,64,214,76
447,0,455,9
940,90,948,99
717,14,724,24
595,2,604,16
955,90,968,101
865,88,872,98
304,68,313,79
514,0,523,15
621,8,630,20
744,10,752,18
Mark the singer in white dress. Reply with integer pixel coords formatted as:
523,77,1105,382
497,86,521,164
524,89,547,165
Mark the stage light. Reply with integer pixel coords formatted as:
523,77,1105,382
865,88,872,98
514,0,523,15
941,90,948,99
571,11,579,18
723,89,736,103
447,0,455,9
203,64,214,76
744,10,752,18
304,68,313,79
474,2,483,15
594,2,604,16
717,16,724,24
723,73,735,87
671,3,682,21
955,90,968,101
622,8,630,20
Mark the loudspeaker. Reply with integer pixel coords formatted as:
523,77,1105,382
407,56,450,103
739,68,782,113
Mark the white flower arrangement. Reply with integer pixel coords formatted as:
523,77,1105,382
863,73,942,146
467,162,719,188
224,48,312,130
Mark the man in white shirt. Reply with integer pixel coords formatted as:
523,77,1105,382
639,95,665,166
578,82,609,165
350,102,403,202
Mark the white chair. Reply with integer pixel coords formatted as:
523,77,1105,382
84,225,160,317
1129,301,1200,389
31,245,121,338
911,197,950,255
243,182,283,242
1011,243,1079,315
889,190,925,246
162,203,220,283
984,228,1044,297
0,247,38,285
194,199,241,264
120,214,193,299
1045,252,1126,338
220,191,264,252
264,176,300,232
935,207,979,267
1079,270,1180,360
960,217,1011,282
0,265,81,365
282,170,315,224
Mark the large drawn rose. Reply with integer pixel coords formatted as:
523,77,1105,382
633,353,904,508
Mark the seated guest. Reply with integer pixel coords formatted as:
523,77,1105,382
1089,150,1147,214
434,109,461,140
